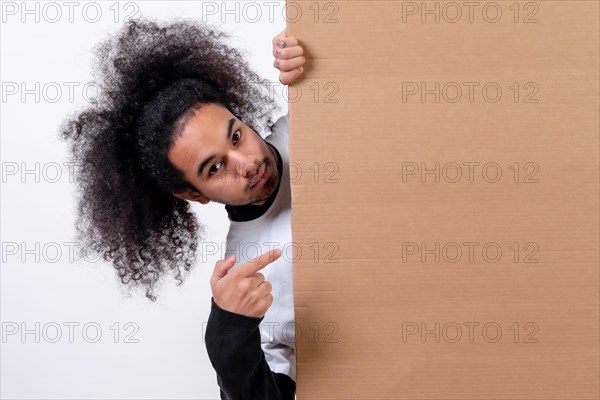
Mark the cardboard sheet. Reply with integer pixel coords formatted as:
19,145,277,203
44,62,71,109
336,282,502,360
287,1,599,398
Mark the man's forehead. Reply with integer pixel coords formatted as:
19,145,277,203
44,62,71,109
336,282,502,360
181,103,234,140
169,103,235,168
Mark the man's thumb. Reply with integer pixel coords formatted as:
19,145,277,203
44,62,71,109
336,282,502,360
212,256,236,282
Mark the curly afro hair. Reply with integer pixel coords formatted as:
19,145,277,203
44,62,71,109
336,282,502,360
61,18,278,301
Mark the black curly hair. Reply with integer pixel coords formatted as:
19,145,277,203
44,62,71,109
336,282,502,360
61,18,278,301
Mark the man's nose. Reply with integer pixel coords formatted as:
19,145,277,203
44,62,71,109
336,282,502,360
229,151,257,177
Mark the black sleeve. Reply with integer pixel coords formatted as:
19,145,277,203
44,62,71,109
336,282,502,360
204,297,296,400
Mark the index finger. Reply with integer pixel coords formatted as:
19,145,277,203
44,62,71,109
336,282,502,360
235,249,282,277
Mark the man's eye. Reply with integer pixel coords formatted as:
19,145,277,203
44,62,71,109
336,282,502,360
209,162,222,176
232,130,241,144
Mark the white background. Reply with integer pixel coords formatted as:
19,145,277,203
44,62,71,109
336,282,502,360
1,1,288,398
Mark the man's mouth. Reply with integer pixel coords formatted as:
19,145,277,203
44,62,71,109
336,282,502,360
249,163,269,190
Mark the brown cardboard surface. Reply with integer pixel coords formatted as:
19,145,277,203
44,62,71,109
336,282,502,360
287,1,599,398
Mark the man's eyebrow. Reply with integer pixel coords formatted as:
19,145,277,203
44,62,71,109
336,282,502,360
197,118,236,176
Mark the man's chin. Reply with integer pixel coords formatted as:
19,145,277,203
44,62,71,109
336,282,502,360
247,186,277,206
219,189,272,207
242,179,279,206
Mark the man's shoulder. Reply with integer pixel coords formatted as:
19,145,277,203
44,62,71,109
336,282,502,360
274,113,289,131
266,114,289,147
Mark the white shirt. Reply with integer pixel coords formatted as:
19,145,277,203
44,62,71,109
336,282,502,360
224,114,296,382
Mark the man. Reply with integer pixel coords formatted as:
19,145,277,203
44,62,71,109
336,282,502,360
62,21,304,399
178,101,296,399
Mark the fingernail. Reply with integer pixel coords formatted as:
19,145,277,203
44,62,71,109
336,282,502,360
299,66,304,73
277,39,287,48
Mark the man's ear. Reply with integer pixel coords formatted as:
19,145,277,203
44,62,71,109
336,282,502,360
173,188,210,205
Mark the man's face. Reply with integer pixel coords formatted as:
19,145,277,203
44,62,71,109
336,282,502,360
168,103,279,206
